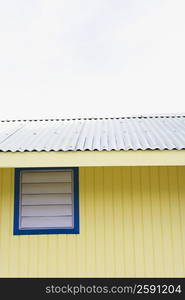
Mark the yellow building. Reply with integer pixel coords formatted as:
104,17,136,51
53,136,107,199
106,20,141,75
0,115,185,277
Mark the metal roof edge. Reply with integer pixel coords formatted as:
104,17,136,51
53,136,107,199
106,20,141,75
0,113,185,123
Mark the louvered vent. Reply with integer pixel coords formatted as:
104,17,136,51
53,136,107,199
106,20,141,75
19,170,74,229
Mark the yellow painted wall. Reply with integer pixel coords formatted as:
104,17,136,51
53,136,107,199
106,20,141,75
0,166,185,277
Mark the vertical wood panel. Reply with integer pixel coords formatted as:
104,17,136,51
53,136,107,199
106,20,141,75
177,167,185,273
168,166,184,276
85,167,96,276
0,169,9,276
122,167,135,276
94,167,105,277
76,168,85,276
141,167,154,276
103,167,115,276
0,166,185,277
113,167,124,276
159,167,174,276
149,167,165,276
132,167,145,277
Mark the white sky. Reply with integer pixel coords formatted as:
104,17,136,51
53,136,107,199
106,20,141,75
0,0,185,119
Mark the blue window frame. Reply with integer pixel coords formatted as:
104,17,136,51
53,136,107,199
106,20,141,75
14,167,79,235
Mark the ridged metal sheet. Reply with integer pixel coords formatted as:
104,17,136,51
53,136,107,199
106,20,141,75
0,115,185,152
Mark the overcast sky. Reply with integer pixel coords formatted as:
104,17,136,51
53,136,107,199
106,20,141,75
0,0,185,119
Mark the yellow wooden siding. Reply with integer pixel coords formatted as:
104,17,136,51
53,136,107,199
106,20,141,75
0,166,185,277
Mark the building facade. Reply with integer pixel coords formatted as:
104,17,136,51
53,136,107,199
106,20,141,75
0,116,185,277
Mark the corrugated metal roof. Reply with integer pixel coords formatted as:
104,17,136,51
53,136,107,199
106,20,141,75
0,115,185,152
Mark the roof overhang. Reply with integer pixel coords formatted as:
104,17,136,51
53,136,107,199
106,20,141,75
0,150,185,168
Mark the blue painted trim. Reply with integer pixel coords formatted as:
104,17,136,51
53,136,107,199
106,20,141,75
13,167,79,235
